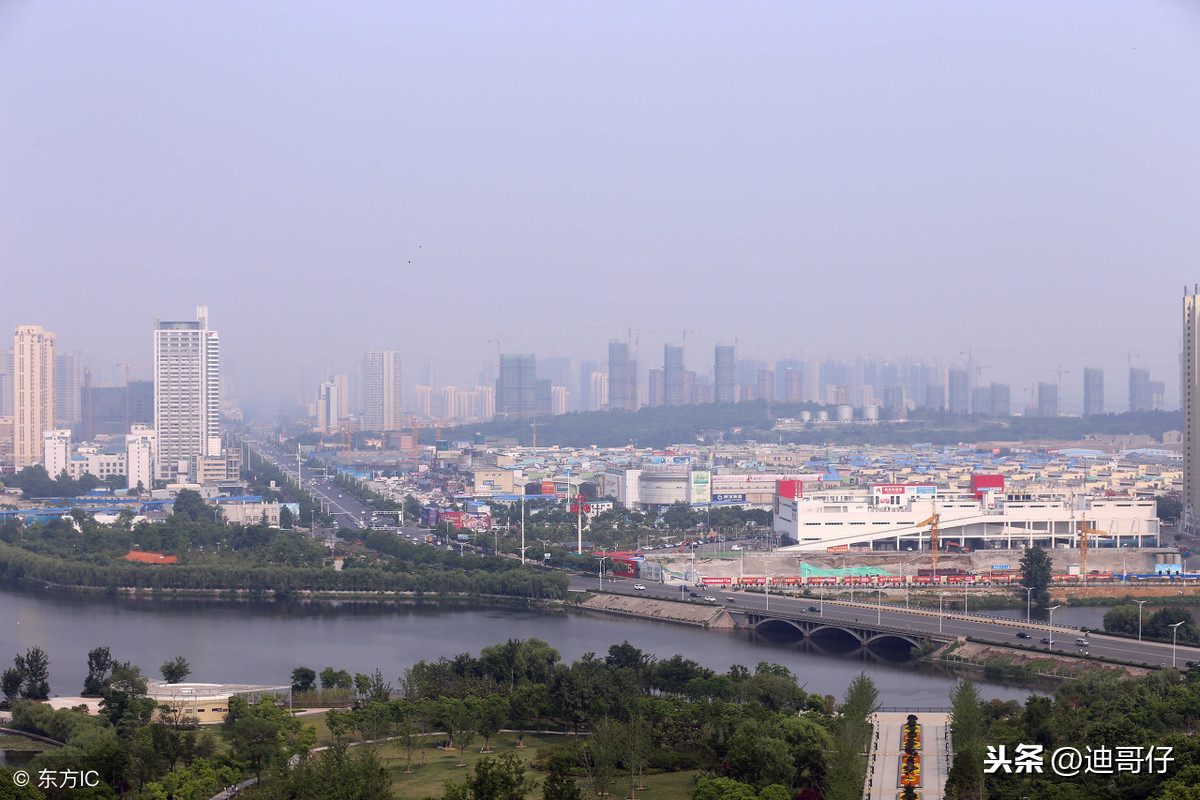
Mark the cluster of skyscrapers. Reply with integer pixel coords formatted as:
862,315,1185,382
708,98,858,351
2,306,238,487
301,338,1172,430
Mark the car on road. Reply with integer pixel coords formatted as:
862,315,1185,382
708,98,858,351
1016,632,1031,639
633,583,646,590
1040,637,1052,645
1186,661,1196,669
703,595,717,602
807,606,820,612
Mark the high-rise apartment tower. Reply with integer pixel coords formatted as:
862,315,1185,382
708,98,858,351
1083,368,1104,416
1183,288,1200,534
362,350,403,431
13,325,56,470
153,306,220,481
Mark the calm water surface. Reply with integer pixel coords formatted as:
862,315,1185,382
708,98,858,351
0,586,1042,708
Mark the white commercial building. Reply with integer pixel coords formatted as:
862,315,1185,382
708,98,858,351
43,429,72,478
774,485,1160,552
126,425,156,491
154,306,222,483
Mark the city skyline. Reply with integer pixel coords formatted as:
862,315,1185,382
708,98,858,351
1,2,1197,410
1,317,1187,420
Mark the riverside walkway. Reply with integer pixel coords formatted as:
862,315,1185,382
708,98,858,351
863,710,953,800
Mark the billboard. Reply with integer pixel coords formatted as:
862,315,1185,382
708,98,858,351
712,493,747,502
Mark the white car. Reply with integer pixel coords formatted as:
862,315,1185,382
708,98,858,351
633,583,646,590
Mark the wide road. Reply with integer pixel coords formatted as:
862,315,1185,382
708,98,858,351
572,575,1200,670
244,438,369,531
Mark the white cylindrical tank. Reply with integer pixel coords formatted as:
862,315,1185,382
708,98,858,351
863,405,880,421
799,411,812,422
816,410,829,422
836,405,853,422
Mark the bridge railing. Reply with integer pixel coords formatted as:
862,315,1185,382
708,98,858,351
822,599,1082,634
743,608,954,639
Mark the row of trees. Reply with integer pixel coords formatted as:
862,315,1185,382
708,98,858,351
1,463,126,499
313,639,857,799
1104,605,1200,645
2,646,194,709
950,669,1200,799
0,539,568,598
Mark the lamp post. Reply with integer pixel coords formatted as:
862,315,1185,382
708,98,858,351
1135,599,1148,642
964,581,969,614
1170,621,1185,667
877,586,883,625
820,585,826,616
938,592,948,633
1047,605,1061,649
1023,586,1034,624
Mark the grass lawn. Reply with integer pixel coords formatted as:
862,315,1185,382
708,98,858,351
364,731,700,799
294,715,703,798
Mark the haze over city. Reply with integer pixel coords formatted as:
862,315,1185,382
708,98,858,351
2,1,1198,410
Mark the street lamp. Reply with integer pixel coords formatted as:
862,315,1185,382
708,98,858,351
1135,599,1148,642
1023,586,1034,624
1170,621,1185,667
877,586,883,625
939,592,948,633
1047,605,1062,649
820,584,826,616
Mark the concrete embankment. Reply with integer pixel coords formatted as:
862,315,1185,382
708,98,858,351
576,594,736,629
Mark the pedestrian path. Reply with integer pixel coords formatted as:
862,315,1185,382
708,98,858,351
863,711,953,800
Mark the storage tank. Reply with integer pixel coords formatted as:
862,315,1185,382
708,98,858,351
836,405,853,422
799,410,812,422
816,410,829,422
863,405,880,421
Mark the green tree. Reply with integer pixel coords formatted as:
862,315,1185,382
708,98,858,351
0,766,45,800
1019,546,1053,610
726,722,795,789
1146,608,1200,645
1157,492,1183,523
84,646,113,696
1,667,22,707
160,655,192,683
824,673,879,800
662,502,700,530
292,665,317,693
15,646,50,700
172,488,207,522
445,751,536,800
99,660,152,728
1103,605,1141,636
279,504,294,529
405,494,422,523
691,775,759,800
541,753,582,800
945,680,984,800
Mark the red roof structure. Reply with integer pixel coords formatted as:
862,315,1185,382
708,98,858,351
122,550,178,565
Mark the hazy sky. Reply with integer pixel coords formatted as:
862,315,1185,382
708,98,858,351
2,1,1198,411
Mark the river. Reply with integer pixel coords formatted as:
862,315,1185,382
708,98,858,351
0,586,1042,717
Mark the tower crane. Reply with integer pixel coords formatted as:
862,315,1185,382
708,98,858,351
916,497,941,575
